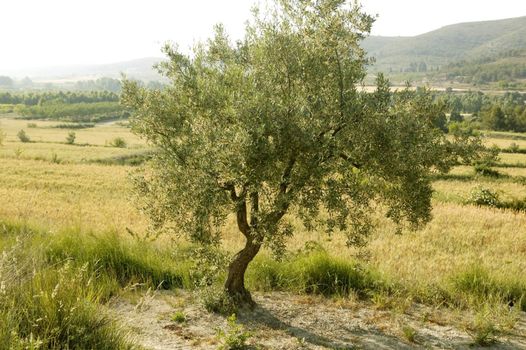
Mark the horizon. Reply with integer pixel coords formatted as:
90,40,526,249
1,0,525,74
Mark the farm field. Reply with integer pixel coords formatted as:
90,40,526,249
1,113,525,348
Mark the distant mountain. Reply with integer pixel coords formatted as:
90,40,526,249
4,57,166,82
362,16,526,73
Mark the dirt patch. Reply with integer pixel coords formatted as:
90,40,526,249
111,290,526,349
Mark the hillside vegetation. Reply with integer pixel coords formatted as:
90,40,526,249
362,16,526,86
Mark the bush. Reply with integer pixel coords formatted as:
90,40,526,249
26,122,37,128
53,123,95,129
201,287,238,315
216,314,252,350
110,137,127,148
508,142,520,153
473,164,500,177
17,129,30,143
66,131,76,144
467,187,500,207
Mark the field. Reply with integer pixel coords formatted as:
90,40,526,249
1,114,525,349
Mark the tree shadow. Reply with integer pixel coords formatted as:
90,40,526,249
235,301,526,350
236,303,409,349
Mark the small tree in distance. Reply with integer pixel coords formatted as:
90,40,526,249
17,129,30,143
122,0,487,304
66,131,76,145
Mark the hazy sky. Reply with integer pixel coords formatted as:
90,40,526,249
1,0,525,71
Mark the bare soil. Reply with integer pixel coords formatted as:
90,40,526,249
112,290,526,349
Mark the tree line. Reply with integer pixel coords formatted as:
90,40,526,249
434,90,526,132
0,90,119,105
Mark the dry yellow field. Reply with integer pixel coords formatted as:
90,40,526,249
0,116,525,295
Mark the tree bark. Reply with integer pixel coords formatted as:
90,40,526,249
224,237,261,304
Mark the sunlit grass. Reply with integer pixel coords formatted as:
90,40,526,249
433,179,526,202
496,152,526,166
0,115,144,147
484,137,526,149
0,159,147,233
1,122,525,326
0,141,148,163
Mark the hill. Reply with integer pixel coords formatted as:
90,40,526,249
362,16,526,78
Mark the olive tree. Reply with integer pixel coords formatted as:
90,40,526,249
122,0,485,303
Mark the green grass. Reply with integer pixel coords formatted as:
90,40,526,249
43,230,194,290
248,249,390,298
0,226,135,349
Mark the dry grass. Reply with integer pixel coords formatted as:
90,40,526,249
0,121,525,316
0,116,144,147
433,179,526,202
498,152,526,165
0,159,147,233
483,137,526,149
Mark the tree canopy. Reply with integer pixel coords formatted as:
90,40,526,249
122,0,486,303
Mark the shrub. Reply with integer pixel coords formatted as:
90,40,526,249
17,129,30,143
473,164,500,177
508,142,520,153
50,152,61,164
467,187,500,207
201,287,237,315
402,325,417,343
53,123,95,129
26,122,37,128
110,137,127,148
216,314,252,350
171,311,187,324
66,131,76,144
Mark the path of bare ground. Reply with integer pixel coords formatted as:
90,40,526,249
111,290,526,350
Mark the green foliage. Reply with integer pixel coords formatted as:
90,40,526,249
482,105,506,131
26,122,37,128
110,137,127,148
66,131,76,145
508,142,520,153
473,164,500,177
53,122,95,129
202,287,238,315
15,101,125,123
0,237,134,350
17,129,30,143
171,311,187,323
122,0,488,299
449,110,463,123
467,187,500,207
402,325,417,343
0,90,119,105
216,314,252,350
362,16,526,83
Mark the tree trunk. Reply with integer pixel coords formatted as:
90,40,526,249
224,237,261,305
